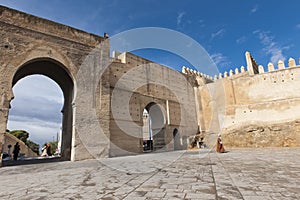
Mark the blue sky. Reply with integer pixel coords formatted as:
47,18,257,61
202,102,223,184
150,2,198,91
1,0,300,71
1,0,300,150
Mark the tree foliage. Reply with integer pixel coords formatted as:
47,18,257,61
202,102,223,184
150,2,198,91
9,130,29,143
26,140,40,155
9,130,39,155
49,141,58,155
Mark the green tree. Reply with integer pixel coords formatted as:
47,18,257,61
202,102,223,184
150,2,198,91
9,130,40,155
9,130,29,143
49,141,58,155
26,140,40,155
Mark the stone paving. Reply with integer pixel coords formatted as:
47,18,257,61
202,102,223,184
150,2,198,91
0,148,300,200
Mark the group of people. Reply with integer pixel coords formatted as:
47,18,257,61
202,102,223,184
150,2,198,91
10,142,53,160
41,143,52,157
11,134,224,161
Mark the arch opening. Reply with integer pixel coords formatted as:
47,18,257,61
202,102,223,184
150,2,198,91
142,102,166,152
9,58,74,161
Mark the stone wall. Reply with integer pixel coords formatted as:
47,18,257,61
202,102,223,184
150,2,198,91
3,132,37,157
0,6,199,165
4,4,299,164
108,52,198,156
0,5,110,163
189,52,300,148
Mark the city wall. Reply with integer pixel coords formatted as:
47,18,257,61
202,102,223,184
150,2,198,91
108,52,198,156
0,6,198,165
187,52,300,148
1,5,300,167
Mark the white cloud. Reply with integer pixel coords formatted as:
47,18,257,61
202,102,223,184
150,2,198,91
250,4,258,14
198,19,205,28
210,53,231,69
13,75,63,104
9,95,63,123
8,118,60,148
296,24,300,29
7,75,63,148
236,36,247,44
176,11,186,29
253,30,291,63
211,28,225,40
177,12,185,25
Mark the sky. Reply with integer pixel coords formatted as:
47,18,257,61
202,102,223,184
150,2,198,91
7,76,63,147
1,0,300,149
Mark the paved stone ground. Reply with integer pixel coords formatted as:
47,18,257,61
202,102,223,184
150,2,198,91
0,148,299,200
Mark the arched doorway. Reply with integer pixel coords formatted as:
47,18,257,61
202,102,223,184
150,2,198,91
142,102,166,152
10,58,74,160
8,75,63,157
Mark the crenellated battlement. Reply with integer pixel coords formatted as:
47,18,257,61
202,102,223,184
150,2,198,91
212,51,258,80
213,65,247,80
256,57,299,74
211,51,300,80
181,66,214,82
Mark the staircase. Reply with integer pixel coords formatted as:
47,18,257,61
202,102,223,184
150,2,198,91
153,129,165,151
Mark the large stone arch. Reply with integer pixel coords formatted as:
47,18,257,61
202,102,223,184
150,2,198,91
0,6,110,166
11,57,74,160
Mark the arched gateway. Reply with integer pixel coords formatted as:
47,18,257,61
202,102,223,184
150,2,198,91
12,58,74,160
143,102,166,152
0,6,199,166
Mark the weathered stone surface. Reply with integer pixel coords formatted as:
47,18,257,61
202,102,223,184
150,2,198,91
193,51,300,148
3,132,37,157
0,6,198,166
1,5,300,167
0,5,109,164
108,53,198,156
1,149,300,199
222,120,300,148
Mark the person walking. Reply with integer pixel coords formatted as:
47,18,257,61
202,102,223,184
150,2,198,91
41,144,48,157
216,134,225,153
13,142,20,161
46,143,52,156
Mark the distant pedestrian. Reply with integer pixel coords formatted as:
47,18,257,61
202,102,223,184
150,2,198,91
7,144,12,157
216,134,225,153
41,144,48,157
46,143,52,156
13,142,20,161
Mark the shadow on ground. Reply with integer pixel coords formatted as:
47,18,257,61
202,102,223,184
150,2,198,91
2,156,64,167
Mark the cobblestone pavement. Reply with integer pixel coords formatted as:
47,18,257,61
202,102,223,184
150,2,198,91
0,148,300,200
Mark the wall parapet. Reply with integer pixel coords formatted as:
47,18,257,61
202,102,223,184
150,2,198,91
244,51,300,75
257,57,300,75
0,5,105,47
181,66,214,84
213,65,248,81
211,51,300,80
